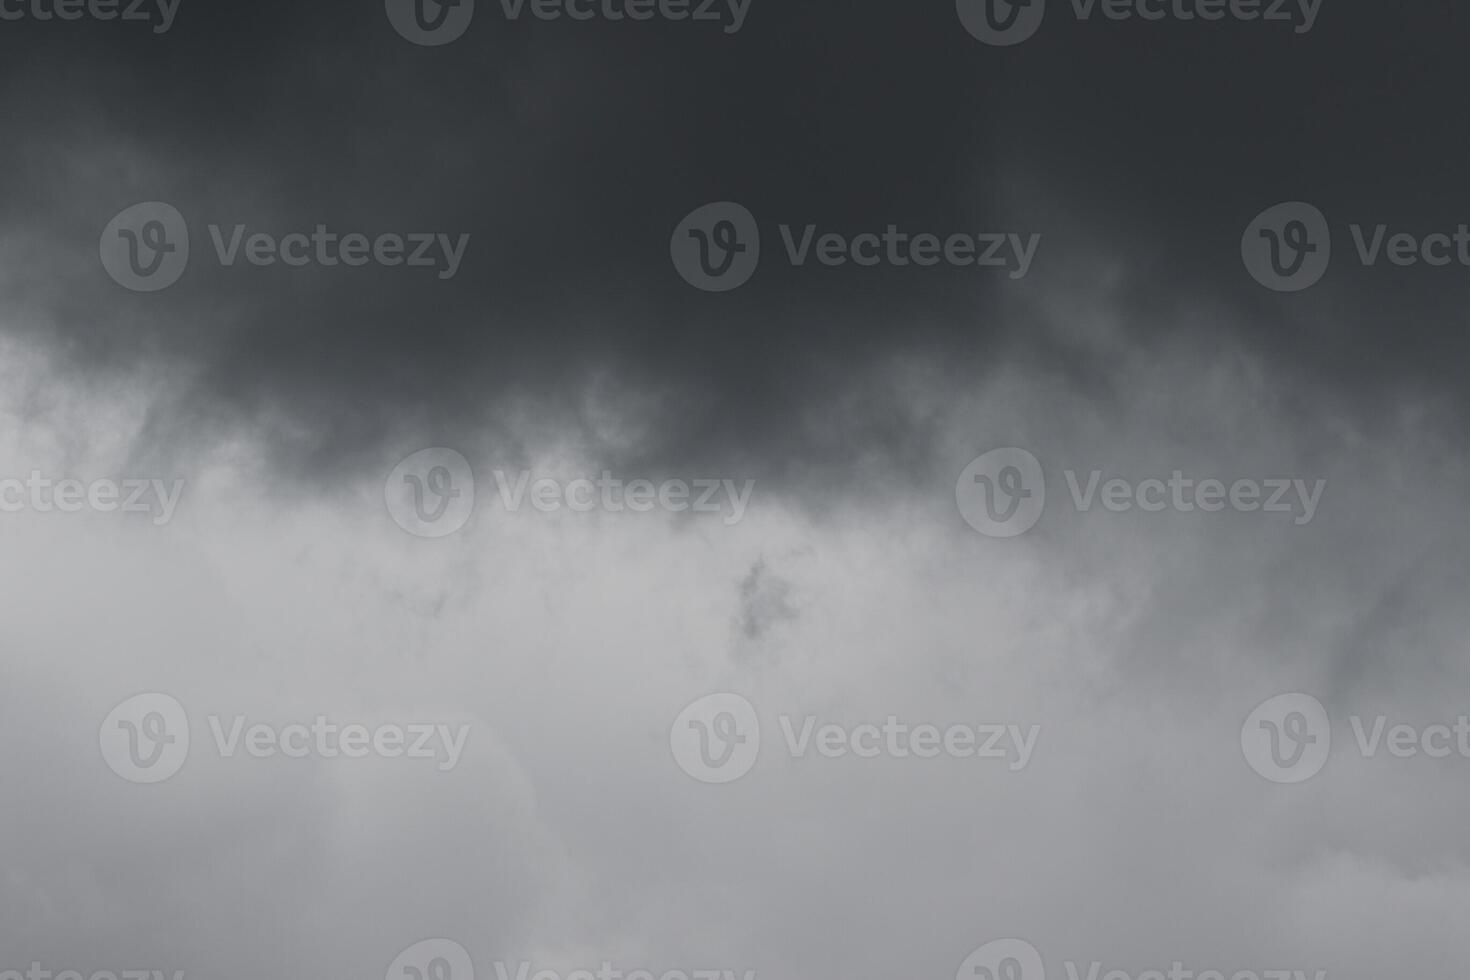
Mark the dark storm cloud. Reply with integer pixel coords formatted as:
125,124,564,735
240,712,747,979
3,0,1468,484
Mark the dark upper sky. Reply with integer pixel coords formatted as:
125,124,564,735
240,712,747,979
2,0,1467,480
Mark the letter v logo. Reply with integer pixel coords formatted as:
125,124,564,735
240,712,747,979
957,0,1046,45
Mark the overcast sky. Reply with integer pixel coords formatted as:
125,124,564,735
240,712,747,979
2,2,1468,979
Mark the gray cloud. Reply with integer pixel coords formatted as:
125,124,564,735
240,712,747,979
3,4,1470,978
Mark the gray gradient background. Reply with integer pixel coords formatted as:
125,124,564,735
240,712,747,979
1,1,1468,978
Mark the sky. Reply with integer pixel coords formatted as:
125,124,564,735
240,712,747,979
2,2,1469,979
